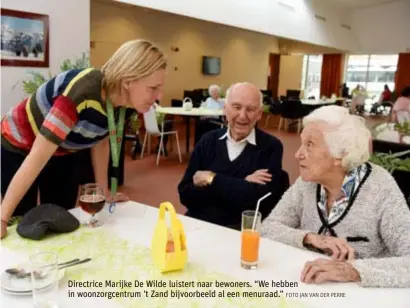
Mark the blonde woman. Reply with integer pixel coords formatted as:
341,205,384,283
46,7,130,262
1,39,167,239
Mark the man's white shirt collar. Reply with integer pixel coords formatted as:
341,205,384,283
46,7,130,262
219,128,256,146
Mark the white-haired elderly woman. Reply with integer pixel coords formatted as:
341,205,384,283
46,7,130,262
203,84,224,110
195,85,225,144
261,106,410,288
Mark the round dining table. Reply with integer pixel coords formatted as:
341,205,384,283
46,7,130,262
155,107,224,154
1,201,409,308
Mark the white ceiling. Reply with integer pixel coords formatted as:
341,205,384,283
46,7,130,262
324,0,400,10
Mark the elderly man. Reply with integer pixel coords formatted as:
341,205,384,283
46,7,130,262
261,106,410,288
178,82,288,229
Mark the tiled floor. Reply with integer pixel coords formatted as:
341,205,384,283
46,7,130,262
120,113,387,214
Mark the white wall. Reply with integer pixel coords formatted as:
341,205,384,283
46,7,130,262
350,0,410,53
1,0,90,116
92,0,278,106
115,0,359,51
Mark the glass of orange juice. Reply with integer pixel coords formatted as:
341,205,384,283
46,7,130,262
241,210,261,269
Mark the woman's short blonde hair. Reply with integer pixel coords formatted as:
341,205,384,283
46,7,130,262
303,106,371,171
101,39,167,94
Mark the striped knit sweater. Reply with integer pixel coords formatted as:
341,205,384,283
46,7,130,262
261,163,410,288
1,68,132,156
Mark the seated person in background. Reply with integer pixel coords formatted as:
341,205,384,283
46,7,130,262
350,84,362,97
340,83,350,98
194,85,224,144
371,84,393,114
261,106,410,288
392,85,410,124
203,84,225,109
350,84,367,114
380,84,392,102
178,82,288,229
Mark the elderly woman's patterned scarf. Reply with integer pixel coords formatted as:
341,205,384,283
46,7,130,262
317,163,369,235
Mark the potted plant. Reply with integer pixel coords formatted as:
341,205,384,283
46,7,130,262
394,121,410,143
369,150,410,174
370,122,410,200
17,52,89,95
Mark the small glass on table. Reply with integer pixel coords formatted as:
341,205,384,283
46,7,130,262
79,183,106,227
31,252,59,308
240,210,261,270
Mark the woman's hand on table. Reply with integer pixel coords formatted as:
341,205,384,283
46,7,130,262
301,258,361,284
303,233,355,261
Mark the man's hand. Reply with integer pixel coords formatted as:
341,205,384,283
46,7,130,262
245,169,272,185
303,233,355,261
193,171,214,187
106,192,129,203
301,258,361,284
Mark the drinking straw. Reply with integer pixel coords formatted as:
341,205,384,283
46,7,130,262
252,192,272,231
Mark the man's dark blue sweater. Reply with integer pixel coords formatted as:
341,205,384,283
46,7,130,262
178,128,288,229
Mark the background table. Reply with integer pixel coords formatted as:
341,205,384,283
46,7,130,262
372,122,410,145
301,99,337,106
1,202,409,308
156,107,224,153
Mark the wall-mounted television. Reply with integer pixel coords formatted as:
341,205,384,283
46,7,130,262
202,56,221,75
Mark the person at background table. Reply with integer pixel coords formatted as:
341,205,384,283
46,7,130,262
371,84,393,114
202,84,225,109
0,39,167,239
392,85,410,124
339,83,350,99
261,106,410,288
380,84,392,102
350,84,367,114
194,84,225,144
179,82,288,230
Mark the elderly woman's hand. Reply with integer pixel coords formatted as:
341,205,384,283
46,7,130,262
301,258,361,284
303,233,355,261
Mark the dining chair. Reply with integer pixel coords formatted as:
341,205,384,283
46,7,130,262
278,100,309,134
140,107,182,166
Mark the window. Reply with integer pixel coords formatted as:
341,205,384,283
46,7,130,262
301,55,323,99
345,54,398,101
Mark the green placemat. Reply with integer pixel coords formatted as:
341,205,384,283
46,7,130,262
3,226,310,308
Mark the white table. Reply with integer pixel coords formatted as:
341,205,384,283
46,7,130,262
1,202,409,308
301,99,338,106
156,107,224,117
373,123,410,145
156,107,224,153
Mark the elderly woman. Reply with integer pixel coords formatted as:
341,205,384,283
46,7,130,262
261,106,410,288
195,85,224,144
203,85,224,109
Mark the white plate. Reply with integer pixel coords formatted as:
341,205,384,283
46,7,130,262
1,269,65,296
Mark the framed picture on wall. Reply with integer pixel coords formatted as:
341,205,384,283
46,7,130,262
1,8,49,67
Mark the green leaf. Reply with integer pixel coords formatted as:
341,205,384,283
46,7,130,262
19,52,89,96
370,150,410,174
